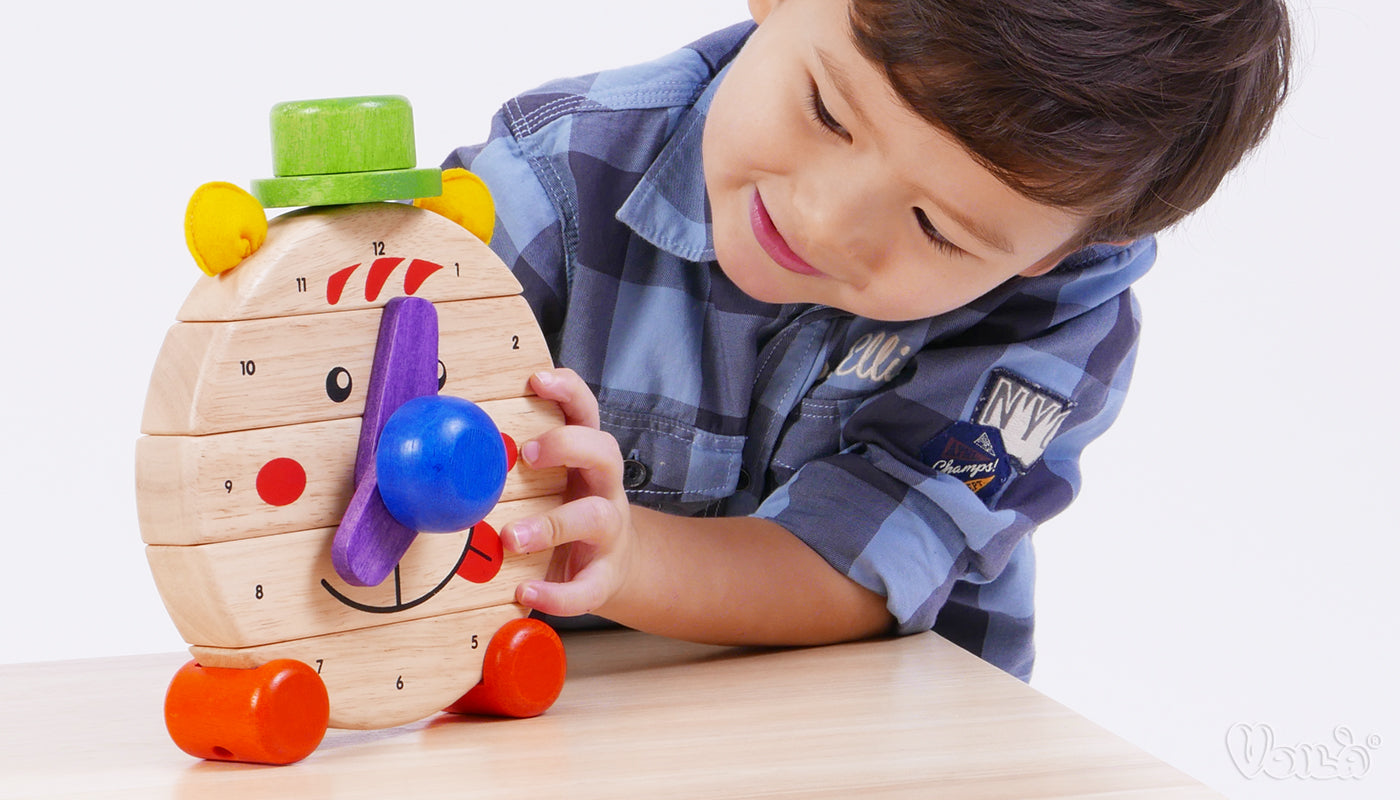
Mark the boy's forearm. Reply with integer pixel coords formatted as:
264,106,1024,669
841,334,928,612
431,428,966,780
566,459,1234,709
596,507,894,647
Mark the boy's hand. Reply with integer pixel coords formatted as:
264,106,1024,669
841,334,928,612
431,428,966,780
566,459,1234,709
502,370,892,646
501,369,639,618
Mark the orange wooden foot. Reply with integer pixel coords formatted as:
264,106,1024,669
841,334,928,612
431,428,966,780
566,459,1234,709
444,618,566,718
164,658,330,765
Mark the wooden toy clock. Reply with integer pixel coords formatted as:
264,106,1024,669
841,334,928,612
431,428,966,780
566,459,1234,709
136,96,568,765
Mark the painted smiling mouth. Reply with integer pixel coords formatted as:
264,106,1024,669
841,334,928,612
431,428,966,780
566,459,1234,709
750,190,823,276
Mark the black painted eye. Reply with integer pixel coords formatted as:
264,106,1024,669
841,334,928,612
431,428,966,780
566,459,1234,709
326,367,353,403
437,360,448,391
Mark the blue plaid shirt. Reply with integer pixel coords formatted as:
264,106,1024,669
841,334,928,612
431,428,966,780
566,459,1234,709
446,22,1152,680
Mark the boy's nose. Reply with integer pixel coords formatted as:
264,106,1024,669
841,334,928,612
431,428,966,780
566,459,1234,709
790,176,882,263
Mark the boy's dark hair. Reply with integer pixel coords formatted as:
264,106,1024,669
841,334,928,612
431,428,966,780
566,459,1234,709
849,0,1292,246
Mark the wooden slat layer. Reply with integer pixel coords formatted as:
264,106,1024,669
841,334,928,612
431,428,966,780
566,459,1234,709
177,203,521,322
146,495,557,649
141,296,550,435
189,605,525,730
136,396,565,545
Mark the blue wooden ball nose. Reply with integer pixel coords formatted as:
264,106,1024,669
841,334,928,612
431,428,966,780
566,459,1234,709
376,395,508,533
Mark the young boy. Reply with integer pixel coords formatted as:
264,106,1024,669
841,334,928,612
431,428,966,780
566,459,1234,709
444,0,1290,680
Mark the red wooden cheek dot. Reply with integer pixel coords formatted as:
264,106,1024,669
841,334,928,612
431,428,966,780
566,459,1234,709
256,457,307,507
501,432,518,472
444,618,566,718
164,659,329,765
456,521,504,584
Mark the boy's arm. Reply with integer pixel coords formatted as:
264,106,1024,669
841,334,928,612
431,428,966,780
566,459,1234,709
503,369,893,647
547,508,892,647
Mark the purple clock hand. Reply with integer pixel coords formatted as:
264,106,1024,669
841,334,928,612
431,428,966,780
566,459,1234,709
331,296,439,587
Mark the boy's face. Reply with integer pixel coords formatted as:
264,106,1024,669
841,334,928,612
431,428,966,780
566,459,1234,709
703,0,1087,322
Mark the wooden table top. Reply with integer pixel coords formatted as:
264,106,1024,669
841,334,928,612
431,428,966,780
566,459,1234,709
0,630,1220,799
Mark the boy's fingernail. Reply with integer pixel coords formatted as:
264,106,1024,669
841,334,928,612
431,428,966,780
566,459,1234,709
508,519,539,552
520,440,541,465
533,370,554,387
519,583,539,606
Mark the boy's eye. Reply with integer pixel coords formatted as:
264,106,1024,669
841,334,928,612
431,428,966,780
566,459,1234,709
806,81,849,140
915,208,962,256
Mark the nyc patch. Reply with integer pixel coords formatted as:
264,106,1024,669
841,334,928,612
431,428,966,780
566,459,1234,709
919,421,1013,500
974,369,1074,471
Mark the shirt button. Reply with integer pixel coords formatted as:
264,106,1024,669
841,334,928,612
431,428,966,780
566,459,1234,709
622,458,651,490
736,469,751,492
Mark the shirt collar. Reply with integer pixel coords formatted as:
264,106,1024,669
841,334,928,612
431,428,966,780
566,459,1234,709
614,65,728,262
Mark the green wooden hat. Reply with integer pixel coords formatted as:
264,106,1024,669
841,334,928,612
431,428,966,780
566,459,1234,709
250,95,442,208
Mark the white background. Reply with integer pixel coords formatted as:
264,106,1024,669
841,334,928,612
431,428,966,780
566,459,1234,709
1,1,1393,797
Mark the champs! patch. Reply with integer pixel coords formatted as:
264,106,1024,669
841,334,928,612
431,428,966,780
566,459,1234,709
919,421,1013,500
973,369,1074,471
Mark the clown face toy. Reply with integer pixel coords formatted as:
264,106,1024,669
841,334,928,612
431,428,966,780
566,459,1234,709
137,96,567,765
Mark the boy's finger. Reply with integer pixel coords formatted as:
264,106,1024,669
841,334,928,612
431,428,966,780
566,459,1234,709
502,495,621,554
516,566,615,619
520,426,624,499
530,368,601,429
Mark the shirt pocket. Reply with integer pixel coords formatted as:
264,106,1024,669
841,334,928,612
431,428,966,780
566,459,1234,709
600,408,746,517
766,394,863,489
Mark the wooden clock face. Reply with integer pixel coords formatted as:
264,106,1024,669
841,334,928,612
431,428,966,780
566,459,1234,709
137,203,565,729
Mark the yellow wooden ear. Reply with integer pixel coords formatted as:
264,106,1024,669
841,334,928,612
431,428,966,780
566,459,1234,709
185,182,268,276
413,168,495,244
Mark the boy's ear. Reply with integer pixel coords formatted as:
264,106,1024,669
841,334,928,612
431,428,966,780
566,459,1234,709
1018,237,1138,278
749,0,782,24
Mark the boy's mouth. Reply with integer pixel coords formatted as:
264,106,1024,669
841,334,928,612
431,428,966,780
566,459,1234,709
750,190,823,277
